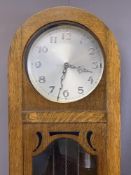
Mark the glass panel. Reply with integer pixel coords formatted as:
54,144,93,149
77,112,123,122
33,138,97,175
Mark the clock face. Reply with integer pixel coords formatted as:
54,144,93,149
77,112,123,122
26,22,104,103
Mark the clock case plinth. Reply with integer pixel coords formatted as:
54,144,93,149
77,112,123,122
8,6,120,175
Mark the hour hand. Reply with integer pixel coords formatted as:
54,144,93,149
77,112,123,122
68,64,92,73
77,66,92,73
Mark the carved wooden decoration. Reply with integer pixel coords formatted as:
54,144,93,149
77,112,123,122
8,6,120,175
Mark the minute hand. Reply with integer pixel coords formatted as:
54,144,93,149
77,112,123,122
68,64,92,73
57,63,68,101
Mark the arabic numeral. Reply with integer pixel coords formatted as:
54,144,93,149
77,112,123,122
63,90,69,97
49,86,55,93
62,32,71,40
37,46,48,53
50,36,57,43
88,76,93,84
100,63,103,68
39,76,46,83
42,46,48,53
92,62,102,69
88,48,95,55
78,87,84,94
35,61,41,68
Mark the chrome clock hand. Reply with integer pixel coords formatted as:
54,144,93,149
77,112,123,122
57,63,69,101
77,66,92,73
68,64,92,73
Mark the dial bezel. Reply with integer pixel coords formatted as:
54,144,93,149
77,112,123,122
24,20,105,103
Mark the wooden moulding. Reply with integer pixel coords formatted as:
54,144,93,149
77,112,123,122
8,6,120,175
22,111,106,123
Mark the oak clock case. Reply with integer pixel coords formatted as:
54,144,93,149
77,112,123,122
8,6,120,175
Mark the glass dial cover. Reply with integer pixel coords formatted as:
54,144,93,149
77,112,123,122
26,22,104,103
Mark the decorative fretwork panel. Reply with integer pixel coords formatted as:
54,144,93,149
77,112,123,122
23,123,107,175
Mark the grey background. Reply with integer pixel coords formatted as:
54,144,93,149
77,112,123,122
0,0,130,175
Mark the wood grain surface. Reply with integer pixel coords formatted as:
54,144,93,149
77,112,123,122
22,111,106,123
8,28,23,175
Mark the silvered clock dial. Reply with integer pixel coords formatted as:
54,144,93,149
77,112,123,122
26,22,104,103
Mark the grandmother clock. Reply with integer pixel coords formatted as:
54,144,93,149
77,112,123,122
8,6,120,175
